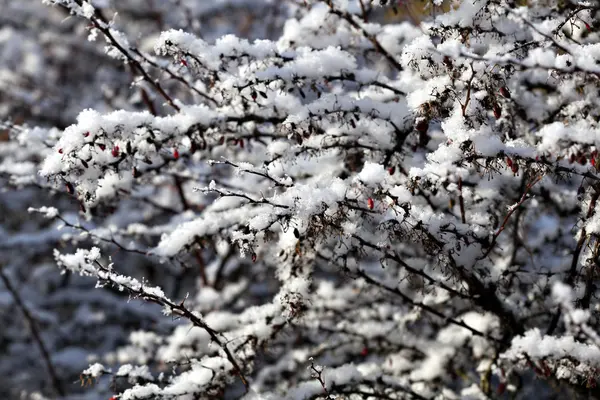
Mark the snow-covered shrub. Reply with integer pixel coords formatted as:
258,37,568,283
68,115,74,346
2,0,600,399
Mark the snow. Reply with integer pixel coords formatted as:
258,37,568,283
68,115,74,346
356,162,387,186
82,363,109,378
28,206,59,219
552,281,573,305
503,329,600,366
5,0,600,398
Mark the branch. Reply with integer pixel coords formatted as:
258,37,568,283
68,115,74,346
0,266,65,396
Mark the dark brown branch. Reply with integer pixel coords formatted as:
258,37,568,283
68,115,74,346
0,266,65,396
480,174,542,260
325,4,403,72
355,269,504,343
458,177,466,224
92,260,249,390
547,185,600,334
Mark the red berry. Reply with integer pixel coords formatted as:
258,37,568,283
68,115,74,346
585,22,591,31
252,253,257,263
542,362,552,377
173,148,179,159
367,198,374,210
506,157,513,168
442,56,453,68
497,382,506,395
415,118,429,134
83,131,90,137
180,58,188,67
493,105,502,119
500,87,511,99
588,375,597,388
360,347,368,356
388,166,395,175
58,148,63,154
111,146,120,157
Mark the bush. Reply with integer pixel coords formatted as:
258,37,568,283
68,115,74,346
1,0,600,399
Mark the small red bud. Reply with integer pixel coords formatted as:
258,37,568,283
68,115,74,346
500,87,511,99
360,347,368,356
98,143,106,151
218,136,225,145
83,131,90,137
512,163,519,173
252,253,257,263
388,166,395,175
493,105,502,119
180,58,188,67
591,157,596,168
497,382,506,395
58,148,63,154
506,157,513,168
367,198,374,210
585,22,591,31
251,91,257,101
415,118,429,134
542,362,552,377
173,148,179,159
443,56,453,68
66,182,75,195
111,146,120,157
239,139,244,149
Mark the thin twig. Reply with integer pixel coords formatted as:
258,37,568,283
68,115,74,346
458,177,466,223
0,266,65,396
480,174,542,260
